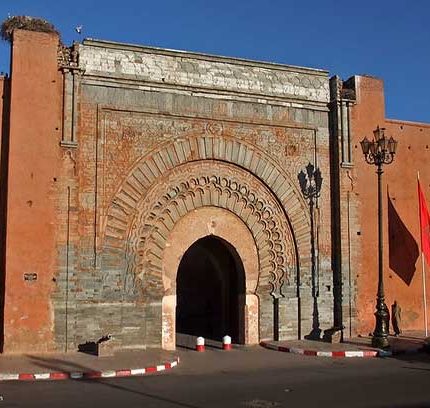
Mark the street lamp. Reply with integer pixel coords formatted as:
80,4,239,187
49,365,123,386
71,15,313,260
298,164,323,293
360,126,398,348
298,163,323,339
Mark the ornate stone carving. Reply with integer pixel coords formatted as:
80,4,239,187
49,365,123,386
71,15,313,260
105,161,297,299
205,122,224,136
99,110,312,217
98,125,312,301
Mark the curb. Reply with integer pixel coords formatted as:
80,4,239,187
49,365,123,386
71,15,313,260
260,342,379,358
0,357,179,382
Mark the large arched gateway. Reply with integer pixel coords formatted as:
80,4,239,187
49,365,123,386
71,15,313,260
103,153,306,349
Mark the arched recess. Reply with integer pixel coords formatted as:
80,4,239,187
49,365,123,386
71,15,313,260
162,207,259,349
100,136,312,348
122,161,296,299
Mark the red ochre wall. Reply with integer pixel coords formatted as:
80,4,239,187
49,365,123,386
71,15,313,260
0,74,10,351
1,30,429,352
2,30,62,353
0,76,6,139
350,76,430,335
0,74,9,166
0,76,6,175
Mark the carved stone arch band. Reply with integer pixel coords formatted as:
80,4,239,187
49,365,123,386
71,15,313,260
124,160,296,299
102,135,311,279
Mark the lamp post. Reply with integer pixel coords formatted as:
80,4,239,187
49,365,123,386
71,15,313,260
360,126,398,348
298,163,323,338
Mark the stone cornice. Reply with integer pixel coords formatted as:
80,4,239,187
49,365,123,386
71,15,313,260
78,40,330,106
81,38,328,77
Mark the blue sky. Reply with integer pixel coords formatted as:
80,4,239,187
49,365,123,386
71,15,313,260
1,0,429,123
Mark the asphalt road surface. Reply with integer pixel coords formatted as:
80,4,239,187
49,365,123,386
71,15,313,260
1,347,430,408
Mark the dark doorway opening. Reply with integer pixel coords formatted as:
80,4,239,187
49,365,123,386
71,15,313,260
176,236,245,344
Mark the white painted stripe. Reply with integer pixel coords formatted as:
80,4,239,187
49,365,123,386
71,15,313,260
0,374,19,381
130,368,146,375
156,365,166,371
316,351,333,357
70,372,84,379
261,343,383,359
101,370,116,378
289,348,304,355
345,351,363,358
34,373,51,380
171,361,177,367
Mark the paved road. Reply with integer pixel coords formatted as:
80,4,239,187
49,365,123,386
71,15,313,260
1,347,430,408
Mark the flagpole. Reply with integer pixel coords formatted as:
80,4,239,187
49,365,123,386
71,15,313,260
422,253,428,337
418,171,428,337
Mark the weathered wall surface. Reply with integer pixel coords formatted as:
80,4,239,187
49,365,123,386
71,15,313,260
0,76,7,155
2,30,63,353
0,74,10,350
0,32,334,352
48,40,334,351
0,75,9,187
2,30,429,353
382,119,430,332
328,76,358,338
334,75,430,336
79,40,329,104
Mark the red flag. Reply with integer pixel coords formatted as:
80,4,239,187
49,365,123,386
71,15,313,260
418,180,430,265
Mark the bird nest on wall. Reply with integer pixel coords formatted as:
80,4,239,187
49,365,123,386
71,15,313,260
1,16,60,42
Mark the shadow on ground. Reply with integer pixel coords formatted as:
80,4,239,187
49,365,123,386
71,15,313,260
24,354,196,408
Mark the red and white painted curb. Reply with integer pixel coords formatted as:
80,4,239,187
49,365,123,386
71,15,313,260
260,342,381,358
0,357,179,382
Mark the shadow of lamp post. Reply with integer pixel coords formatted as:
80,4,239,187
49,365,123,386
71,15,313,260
298,163,323,339
360,126,398,348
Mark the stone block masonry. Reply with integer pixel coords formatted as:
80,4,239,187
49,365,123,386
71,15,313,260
60,40,333,351
79,40,329,107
